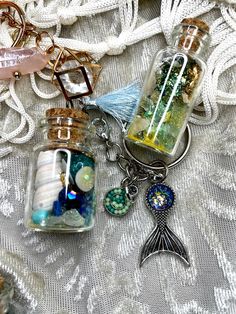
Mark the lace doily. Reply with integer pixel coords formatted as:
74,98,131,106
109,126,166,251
0,1,236,313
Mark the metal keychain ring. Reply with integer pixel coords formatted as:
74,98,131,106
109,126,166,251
123,124,192,170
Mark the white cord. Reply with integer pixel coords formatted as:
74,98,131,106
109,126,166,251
30,73,61,99
200,31,236,124
24,0,119,28
0,79,35,144
1,0,236,149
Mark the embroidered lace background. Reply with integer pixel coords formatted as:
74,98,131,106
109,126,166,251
0,1,236,313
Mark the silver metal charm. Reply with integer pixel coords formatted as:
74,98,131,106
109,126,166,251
141,181,189,267
91,113,191,267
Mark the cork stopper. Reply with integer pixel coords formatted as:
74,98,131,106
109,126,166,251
45,108,90,144
176,18,210,53
0,275,4,292
181,18,209,33
46,108,89,121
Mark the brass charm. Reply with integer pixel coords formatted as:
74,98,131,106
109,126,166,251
51,47,102,101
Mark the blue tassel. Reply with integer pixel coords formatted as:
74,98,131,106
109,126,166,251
85,82,140,122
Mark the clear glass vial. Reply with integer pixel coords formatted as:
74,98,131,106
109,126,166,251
0,275,14,314
126,18,210,156
25,108,96,232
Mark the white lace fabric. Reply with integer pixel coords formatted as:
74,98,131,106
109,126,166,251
0,1,236,313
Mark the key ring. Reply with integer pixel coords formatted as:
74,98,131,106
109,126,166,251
0,1,26,47
122,124,192,170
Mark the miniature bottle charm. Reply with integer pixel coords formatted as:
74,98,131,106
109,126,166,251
25,108,96,232
126,18,210,156
0,275,14,314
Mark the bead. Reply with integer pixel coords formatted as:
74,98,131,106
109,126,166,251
32,209,50,225
58,187,67,204
75,166,95,192
14,71,21,80
52,200,63,216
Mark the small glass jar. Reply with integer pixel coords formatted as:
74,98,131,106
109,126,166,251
24,108,96,232
0,276,14,314
126,18,210,156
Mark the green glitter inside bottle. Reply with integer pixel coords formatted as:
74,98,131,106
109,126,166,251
126,18,210,156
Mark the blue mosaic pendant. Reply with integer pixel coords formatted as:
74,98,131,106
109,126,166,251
140,183,189,267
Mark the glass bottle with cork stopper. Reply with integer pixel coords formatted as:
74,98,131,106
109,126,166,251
24,107,96,232
0,275,14,313
126,18,210,156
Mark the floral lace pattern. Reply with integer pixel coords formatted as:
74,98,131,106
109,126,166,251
0,1,236,313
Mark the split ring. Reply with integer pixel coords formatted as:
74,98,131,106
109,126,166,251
122,124,192,170
36,31,55,55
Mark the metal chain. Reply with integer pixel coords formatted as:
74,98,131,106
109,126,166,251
91,116,167,202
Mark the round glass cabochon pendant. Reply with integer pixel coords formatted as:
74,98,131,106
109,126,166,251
146,183,175,212
104,187,132,217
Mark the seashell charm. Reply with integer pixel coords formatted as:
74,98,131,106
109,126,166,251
33,150,63,211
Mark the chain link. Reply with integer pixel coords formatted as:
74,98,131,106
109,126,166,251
91,116,168,203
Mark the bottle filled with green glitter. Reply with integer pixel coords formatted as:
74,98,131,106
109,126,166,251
24,108,96,232
126,18,210,156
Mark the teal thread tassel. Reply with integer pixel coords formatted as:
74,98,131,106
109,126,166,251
85,82,140,122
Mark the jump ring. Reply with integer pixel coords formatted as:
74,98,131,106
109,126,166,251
123,124,192,170
117,155,131,172
149,160,168,182
36,31,55,55
121,176,138,188
106,142,122,162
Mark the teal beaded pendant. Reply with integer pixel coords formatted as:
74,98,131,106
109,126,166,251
104,187,132,217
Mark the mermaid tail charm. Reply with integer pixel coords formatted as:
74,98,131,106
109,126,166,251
140,183,189,267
